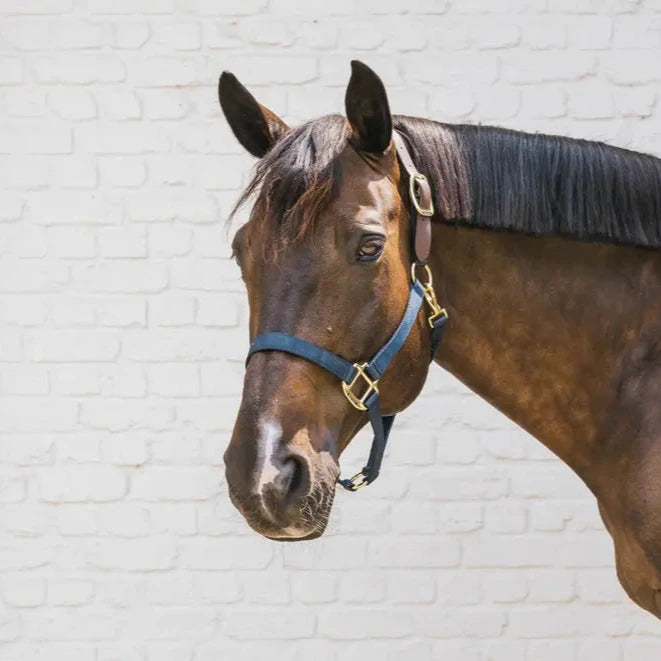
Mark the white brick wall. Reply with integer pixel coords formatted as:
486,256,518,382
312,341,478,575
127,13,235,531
1,1,660,658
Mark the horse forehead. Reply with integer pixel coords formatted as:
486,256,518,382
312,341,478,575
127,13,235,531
333,168,398,222
335,144,398,204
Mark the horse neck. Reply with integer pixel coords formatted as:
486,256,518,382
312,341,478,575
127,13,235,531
429,223,661,487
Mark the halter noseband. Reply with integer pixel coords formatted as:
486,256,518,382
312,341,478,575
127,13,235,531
245,130,449,492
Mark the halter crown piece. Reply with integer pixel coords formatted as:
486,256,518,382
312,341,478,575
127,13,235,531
246,131,449,491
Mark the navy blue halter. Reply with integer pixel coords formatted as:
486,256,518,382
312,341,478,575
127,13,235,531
245,131,449,491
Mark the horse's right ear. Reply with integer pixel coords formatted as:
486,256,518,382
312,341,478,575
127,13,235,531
218,71,289,158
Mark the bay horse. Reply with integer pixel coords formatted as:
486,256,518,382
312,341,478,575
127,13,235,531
219,60,661,619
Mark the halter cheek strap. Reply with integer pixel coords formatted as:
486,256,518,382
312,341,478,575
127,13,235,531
245,130,449,492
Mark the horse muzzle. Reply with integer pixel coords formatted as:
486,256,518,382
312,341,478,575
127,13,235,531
224,419,339,539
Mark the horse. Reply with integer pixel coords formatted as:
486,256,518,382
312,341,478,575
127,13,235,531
219,60,661,619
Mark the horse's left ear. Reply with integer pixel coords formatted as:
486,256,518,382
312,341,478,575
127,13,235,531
218,71,289,158
345,60,392,154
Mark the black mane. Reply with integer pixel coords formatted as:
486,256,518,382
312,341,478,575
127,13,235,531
235,113,661,251
395,116,661,249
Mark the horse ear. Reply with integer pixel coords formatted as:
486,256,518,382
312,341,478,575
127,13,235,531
218,71,289,158
345,60,392,154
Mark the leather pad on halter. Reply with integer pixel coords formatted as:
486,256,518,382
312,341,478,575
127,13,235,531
392,131,434,263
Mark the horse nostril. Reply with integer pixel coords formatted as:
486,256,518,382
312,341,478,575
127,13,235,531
287,456,305,495
274,455,307,503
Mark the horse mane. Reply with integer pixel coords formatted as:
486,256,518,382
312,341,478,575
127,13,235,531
233,113,661,253
395,115,661,249
231,114,351,257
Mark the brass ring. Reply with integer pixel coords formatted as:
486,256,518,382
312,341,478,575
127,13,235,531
410,263,433,286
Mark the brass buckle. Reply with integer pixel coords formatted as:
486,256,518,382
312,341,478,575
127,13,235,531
342,362,379,411
344,471,369,491
409,173,434,217
411,264,449,328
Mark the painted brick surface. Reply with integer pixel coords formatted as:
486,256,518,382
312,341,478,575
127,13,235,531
1,1,660,659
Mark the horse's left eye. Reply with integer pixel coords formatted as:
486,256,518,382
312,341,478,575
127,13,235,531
357,236,385,262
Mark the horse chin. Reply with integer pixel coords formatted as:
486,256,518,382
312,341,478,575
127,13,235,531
245,490,334,542
264,521,329,542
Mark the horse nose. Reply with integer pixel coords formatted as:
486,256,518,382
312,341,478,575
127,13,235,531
224,425,311,523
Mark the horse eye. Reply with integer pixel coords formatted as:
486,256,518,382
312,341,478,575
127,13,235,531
357,235,385,262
